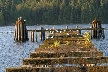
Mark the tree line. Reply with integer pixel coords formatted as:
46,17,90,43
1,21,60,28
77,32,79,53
0,0,108,25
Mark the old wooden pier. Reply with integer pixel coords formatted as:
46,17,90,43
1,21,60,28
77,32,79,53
14,17,28,42
7,30,108,72
6,17,107,72
14,17,105,42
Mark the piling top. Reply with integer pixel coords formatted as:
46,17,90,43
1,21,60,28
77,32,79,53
76,26,78,28
92,18,101,24
92,18,96,24
24,20,26,21
19,17,22,20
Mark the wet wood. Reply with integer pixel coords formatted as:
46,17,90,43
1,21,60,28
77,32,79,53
14,17,28,42
36,32,38,42
6,66,108,72
30,51,103,58
9,18,106,72
91,18,104,39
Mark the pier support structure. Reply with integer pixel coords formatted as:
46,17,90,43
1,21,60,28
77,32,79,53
40,27,45,41
14,17,105,42
91,18,105,39
14,17,28,42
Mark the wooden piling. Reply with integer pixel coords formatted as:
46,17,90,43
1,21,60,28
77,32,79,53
36,32,38,42
23,20,26,40
91,18,104,39
30,31,34,42
43,30,45,41
30,31,32,42
66,26,68,29
25,28,28,40
17,23,20,41
32,31,34,42
20,21,23,41
40,28,42,41
14,17,28,42
40,27,45,41
76,26,81,34
14,21,18,41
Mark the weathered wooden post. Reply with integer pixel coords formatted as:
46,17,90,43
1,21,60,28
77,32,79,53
30,31,34,42
36,30,38,42
76,26,81,34
91,18,104,39
90,26,93,39
92,18,97,38
40,27,43,41
66,26,68,29
97,20,101,39
51,26,55,33
14,17,28,42
102,29,105,39
66,26,68,32
14,21,18,41
20,19,23,41
43,29,45,41
32,31,34,42
17,19,20,41
23,20,26,40
40,27,45,41
30,31,32,42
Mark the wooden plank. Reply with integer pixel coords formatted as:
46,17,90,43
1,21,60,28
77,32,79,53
30,51,103,58
23,57,108,65
27,28,105,32
6,66,108,72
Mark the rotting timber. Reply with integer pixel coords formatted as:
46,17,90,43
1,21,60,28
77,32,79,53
14,17,28,42
14,17,105,42
91,18,105,39
7,29,108,72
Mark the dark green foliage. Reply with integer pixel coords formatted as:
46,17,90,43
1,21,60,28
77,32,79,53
0,0,108,25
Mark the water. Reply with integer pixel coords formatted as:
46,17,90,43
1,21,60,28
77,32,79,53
0,24,108,72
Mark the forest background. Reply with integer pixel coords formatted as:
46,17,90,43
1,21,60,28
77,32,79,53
0,0,108,25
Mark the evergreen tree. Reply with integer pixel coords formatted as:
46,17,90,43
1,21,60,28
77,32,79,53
0,0,108,25
0,12,4,25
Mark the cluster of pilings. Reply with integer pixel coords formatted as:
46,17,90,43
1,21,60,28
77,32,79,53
15,27,105,43
30,27,45,42
13,18,105,42
14,17,28,42
91,18,105,39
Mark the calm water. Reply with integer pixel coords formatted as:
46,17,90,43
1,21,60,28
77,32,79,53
0,24,108,72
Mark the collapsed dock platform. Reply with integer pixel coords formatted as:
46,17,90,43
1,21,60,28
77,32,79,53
7,28,108,72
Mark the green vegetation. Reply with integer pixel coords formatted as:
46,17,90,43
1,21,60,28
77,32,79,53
0,0,108,25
